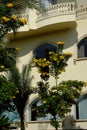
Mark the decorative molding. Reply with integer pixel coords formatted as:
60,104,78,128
76,6,87,20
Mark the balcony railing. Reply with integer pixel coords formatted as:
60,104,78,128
76,6,87,20
36,2,75,22
15,3,87,32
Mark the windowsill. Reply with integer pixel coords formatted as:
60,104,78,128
28,120,62,123
73,57,87,63
11,119,87,124
75,119,87,122
27,119,87,124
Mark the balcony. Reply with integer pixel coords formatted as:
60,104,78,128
8,2,87,39
35,2,76,30
36,2,75,22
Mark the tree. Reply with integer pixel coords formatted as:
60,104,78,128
0,0,41,40
0,0,41,71
0,0,41,70
9,61,35,130
0,47,19,72
0,0,27,71
0,75,18,113
33,41,86,130
0,75,18,130
0,113,10,130
0,0,41,129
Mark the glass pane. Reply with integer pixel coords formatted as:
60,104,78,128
78,95,87,119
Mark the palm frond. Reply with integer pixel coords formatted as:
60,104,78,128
26,0,42,11
0,0,42,19
0,0,42,13
0,113,10,130
9,65,21,88
21,61,33,89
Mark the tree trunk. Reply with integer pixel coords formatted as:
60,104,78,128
20,114,25,130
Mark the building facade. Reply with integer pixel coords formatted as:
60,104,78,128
8,0,87,129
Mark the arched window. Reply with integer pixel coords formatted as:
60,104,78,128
33,43,57,59
76,94,87,119
77,37,87,58
31,99,60,121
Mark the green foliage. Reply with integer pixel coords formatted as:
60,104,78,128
0,75,17,113
0,0,41,40
0,0,41,13
50,119,60,130
0,113,10,130
0,1,41,130
0,0,27,40
0,47,18,72
33,41,86,130
37,80,85,129
49,51,72,78
9,61,34,130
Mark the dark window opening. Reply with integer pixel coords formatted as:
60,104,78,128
51,0,57,5
33,43,57,77
33,43,57,59
77,37,87,58
31,101,38,121
76,104,79,119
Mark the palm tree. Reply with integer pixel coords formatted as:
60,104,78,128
9,61,34,130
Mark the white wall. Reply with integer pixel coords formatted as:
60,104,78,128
8,4,87,129
76,0,87,7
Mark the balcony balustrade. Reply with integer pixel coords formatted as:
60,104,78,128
36,2,75,22
12,2,87,32
76,6,87,20
8,2,87,38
